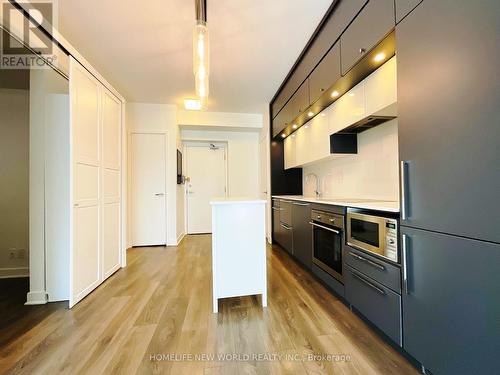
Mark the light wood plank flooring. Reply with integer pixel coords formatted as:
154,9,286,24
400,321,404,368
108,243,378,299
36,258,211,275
0,235,420,375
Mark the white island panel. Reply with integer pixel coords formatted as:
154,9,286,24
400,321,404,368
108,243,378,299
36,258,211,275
211,198,267,313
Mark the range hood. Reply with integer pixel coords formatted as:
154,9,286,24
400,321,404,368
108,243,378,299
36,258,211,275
339,115,396,134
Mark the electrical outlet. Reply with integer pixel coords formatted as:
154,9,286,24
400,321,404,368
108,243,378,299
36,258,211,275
17,249,26,259
8,248,16,260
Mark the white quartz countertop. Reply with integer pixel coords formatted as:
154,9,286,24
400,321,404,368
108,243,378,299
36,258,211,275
272,195,400,213
210,197,267,205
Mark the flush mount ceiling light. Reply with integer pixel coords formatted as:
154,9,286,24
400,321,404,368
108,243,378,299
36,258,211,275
193,0,209,109
374,52,386,62
184,98,202,110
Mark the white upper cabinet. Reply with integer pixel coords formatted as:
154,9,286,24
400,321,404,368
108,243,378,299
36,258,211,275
364,56,397,116
329,81,366,135
283,57,397,170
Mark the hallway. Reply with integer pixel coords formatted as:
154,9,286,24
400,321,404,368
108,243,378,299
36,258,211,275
0,235,418,374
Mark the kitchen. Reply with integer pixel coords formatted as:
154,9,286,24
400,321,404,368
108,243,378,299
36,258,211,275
270,1,499,375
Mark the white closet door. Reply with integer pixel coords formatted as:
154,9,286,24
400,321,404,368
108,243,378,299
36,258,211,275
101,88,121,280
69,58,101,307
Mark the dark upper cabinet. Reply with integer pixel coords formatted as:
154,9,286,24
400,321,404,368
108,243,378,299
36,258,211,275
271,0,367,118
401,226,500,375
272,105,289,137
309,42,341,105
291,201,312,268
397,0,500,243
340,0,395,75
395,0,423,23
288,80,310,119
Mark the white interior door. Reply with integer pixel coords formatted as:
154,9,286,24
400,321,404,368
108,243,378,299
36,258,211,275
131,133,167,246
70,58,101,307
186,144,226,234
101,89,121,280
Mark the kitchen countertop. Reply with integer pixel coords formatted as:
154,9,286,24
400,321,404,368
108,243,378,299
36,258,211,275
272,195,400,213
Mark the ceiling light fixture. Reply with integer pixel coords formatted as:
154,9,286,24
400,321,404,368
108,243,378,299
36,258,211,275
184,98,202,110
193,0,209,109
331,90,339,98
374,52,386,62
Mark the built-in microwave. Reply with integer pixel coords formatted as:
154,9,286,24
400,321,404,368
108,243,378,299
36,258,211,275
346,209,399,263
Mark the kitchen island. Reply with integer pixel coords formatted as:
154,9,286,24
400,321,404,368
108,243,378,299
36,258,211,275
210,197,267,313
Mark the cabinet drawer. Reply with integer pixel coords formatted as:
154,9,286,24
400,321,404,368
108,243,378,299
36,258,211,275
345,265,402,345
341,0,395,75
309,42,341,105
344,245,401,293
279,200,292,226
278,221,293,255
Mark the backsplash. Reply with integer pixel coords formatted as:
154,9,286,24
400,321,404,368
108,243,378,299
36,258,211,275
303,119,399,201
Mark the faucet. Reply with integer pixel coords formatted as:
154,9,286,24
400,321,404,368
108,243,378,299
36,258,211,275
306,173,322,198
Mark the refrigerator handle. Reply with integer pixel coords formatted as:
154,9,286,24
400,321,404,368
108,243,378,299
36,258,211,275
402,233,409,294
400,161,409,220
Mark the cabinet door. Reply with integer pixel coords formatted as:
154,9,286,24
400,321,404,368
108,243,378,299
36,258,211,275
70,58,101,308
272,200,281,243
401,226,500,375
279,200,292,226
289,80,310,119
328,80,365,134
341,0,395,75
283,134,296,169
397,0,500,243
292,202,312,268
395,0,423,23
309,42,341,105
101,89,121,281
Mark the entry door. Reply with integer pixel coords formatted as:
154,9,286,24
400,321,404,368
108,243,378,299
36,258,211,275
186,144,226,234
131,133,166,246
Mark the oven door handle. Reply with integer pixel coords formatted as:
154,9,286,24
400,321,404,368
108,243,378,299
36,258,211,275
309,222,340,234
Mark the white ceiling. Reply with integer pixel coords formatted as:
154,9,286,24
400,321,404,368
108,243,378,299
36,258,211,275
58,0,332,113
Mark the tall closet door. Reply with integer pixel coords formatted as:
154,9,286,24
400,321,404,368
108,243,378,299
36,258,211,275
101,89,121,280
69,58,101,307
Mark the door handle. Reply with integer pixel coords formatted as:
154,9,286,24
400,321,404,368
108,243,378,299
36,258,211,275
309,222,340,234
400,161,409,220
155,193,165,196
402,233,409,294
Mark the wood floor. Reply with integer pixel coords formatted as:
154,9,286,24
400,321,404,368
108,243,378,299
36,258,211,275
0,235,420,375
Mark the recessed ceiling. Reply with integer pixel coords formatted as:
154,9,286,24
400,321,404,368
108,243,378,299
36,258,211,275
58,0,332,113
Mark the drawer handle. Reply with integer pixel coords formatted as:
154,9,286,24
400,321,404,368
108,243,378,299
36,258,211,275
280,223,292,230
272,207,283,211
351,272,386,295
292,202,310,206
348,252,385,271
359,47,366,54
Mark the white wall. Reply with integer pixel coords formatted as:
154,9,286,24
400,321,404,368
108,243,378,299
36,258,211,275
181,129,260,198
303,120,399,201
178,110,263,130
126,103,181,246
0,89,29,278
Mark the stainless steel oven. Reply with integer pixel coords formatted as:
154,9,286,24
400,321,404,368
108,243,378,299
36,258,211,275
310,210,344,283
346,209,399,263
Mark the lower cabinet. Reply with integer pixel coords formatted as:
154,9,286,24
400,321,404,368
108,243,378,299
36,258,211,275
291,201,312,268
401,226,500,375
345,265,402,345
278,221,293,255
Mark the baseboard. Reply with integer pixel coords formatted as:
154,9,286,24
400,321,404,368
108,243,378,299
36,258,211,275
0,267,29,279
176,232,186,245
25,290,48,305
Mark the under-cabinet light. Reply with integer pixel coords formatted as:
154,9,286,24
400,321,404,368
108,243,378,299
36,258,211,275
307,111,314,117
292,124,298,129
374,52,386,62
331,90,339,98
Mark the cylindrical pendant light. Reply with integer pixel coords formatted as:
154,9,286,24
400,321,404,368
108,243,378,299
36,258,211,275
194,0,209,108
